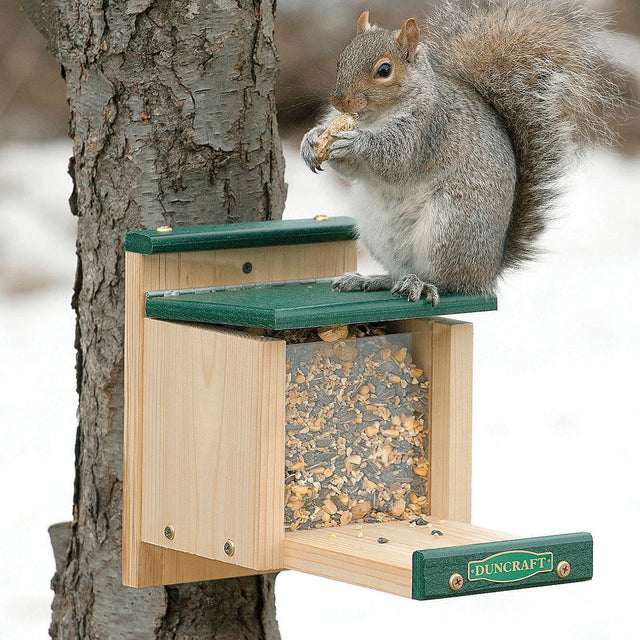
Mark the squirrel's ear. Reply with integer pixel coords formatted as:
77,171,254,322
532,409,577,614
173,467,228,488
357,11,371,35
396,17,420,62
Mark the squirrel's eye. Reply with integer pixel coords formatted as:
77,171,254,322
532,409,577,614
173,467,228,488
375,62,392,78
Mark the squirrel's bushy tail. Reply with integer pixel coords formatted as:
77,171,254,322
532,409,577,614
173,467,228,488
425,0,622,269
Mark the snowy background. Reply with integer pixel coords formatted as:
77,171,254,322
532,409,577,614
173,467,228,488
1,137,638,639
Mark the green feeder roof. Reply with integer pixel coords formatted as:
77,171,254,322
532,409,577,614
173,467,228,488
145,280,497,330
125,217,357,254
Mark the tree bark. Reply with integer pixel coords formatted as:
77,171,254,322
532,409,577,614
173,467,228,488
20,1,286,637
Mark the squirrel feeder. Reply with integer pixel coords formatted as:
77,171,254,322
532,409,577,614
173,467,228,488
122,217,592,599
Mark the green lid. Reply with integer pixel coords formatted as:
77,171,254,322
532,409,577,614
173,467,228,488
125,217,357,254
145,281,497,329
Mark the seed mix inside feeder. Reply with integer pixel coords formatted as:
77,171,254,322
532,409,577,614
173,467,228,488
279,324,430,530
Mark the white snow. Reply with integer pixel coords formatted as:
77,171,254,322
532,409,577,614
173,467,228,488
0,141,77,638
1,139,638,638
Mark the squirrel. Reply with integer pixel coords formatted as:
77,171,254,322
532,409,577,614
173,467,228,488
300,0,621,304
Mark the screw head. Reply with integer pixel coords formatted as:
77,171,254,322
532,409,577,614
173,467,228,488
556,560,571,578
314,214,329,221
156,225,173,233
242,261,253,274
224,539,236,557
449,573,464,591
163,524,175,540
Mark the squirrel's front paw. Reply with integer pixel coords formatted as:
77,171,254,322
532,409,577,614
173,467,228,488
391,274,440,306
327,129,362,161
300,126,324,173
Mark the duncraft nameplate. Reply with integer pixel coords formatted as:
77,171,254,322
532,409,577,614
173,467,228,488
468,550,553,583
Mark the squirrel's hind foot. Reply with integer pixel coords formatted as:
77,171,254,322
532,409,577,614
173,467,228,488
332,273,394,292
391,274,440,306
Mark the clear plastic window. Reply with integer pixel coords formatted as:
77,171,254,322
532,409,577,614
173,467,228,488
284,332,429,530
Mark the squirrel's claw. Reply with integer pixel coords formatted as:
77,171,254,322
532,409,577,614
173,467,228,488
391,275,440,306
332,130,359,141
300,126,323,174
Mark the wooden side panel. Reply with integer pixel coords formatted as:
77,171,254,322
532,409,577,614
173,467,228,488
124,242,355,586
124,253,260,586
429,320,473,522
283,519,514,599
141,320,285,570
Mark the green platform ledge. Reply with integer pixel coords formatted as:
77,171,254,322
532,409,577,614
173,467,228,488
145,281,497,330
125,216,357,254
412,533,593,600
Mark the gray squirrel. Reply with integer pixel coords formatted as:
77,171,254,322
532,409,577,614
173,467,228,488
301,0,620,304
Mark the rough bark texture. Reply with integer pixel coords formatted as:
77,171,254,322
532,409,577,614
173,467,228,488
20,1,286,638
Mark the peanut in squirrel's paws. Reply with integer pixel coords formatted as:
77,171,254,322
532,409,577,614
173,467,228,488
332,273,394,292
391,274,440,306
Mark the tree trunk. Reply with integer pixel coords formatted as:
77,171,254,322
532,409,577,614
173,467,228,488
20,1,286,637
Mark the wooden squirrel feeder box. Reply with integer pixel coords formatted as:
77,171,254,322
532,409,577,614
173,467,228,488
123,216,592,599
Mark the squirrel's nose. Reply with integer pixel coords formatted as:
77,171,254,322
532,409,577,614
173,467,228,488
331,94,355,113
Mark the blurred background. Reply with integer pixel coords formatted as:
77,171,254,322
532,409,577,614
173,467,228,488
2,0,640,145
1,1,639,639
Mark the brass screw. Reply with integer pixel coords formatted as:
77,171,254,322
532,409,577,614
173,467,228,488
314,214,329,221
163,524,175,540
224,539,236,557
556,560,571,578
449,573,464,591
156,225,173,233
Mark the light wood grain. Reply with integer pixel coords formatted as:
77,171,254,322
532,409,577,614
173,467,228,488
123,240,356,587
284,518,515,598
429,320,473,522
150,241,357,291
141,319,285,570
124,253,261,586
132,542,263,586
